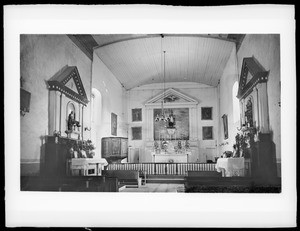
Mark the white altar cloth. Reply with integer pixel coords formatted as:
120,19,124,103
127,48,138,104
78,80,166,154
71,158,108,176
215,157,245,177
152,152,190,163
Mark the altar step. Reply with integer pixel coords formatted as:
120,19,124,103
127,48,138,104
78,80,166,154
146,175,186,184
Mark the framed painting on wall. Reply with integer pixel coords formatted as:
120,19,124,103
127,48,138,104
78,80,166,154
132,108,142,122
132,127,142,140
222,114,228,139
201,107,213,120
111,112,117,136
202,126,213,140
153,108,189,140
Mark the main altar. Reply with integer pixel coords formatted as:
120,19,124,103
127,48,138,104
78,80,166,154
151,140,191,163
152,153,190,163
141,88,201,163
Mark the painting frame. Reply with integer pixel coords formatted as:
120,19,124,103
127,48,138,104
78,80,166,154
111,112,117,136
153,108,189,140
201,107,213,120
132,108,142,122
132,127,142,140
202,126,213,140
222,114,228,140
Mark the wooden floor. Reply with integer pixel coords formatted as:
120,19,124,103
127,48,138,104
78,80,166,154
120,183,185,193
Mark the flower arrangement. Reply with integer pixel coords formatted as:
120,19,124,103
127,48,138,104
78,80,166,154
154,141,160,153
184,140,190,150
84,139,95,158
53,130,61,137
177,140,182,150
161,140,168,152
235,125,258,158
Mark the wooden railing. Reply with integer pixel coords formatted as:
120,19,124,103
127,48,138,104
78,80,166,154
107,163,216,176
106,161,251,176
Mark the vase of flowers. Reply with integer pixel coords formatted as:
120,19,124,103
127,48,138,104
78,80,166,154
53,130,61,143
85,139,95,158
154,141,160,154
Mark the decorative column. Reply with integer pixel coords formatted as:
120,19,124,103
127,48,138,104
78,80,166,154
240,98,245,125
145,107,153,142
254,86,260,128
60,94,67,136
81,105,84,140
257,83,270,133
48,90,61,135
189,106,198,141
59,92,63,132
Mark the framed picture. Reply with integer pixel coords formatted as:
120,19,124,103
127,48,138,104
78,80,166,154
222,114,228,139
154,108,189,140
202,126,213,140
111,112,117,136
132,108,142,122
132,127,142,140
201,107,212,120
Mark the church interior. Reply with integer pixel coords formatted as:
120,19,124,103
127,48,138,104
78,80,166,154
20,34,281,192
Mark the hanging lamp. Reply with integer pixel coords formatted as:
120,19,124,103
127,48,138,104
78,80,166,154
154,34,176,136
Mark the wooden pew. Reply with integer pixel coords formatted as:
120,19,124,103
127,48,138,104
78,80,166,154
20,175,119,192
184,171,254,188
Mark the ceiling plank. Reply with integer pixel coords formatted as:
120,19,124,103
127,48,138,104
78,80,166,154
94,35,238,89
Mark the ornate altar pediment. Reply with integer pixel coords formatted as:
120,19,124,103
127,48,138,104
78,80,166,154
47,65,89,105
145,88,198,106
237,56,269,99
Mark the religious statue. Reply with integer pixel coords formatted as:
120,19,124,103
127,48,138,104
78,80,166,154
67,111,80,131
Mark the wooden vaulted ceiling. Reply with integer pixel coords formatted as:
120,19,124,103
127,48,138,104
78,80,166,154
68,34,245,90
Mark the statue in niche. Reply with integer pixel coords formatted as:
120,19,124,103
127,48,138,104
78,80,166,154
67,111,81,131
245,99,253,127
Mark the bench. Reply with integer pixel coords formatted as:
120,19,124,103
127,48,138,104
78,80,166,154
103,170,142,187
185,171,223,187
184,171,255,188
20,175,119,192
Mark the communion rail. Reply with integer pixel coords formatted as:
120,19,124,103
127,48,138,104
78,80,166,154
106,162,251,176
107,163,216,176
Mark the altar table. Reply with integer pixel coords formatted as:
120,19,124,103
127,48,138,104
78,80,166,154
152,152,191,163
215,157,245,177
70,158,108,176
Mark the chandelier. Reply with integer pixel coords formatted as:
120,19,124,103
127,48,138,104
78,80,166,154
154,34,176,135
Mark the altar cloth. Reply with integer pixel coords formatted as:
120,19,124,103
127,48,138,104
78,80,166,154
215,157,245,177
152,152,191,163
71,158,108,175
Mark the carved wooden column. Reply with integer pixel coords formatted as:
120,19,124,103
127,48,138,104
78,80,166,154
256,83,270,133
60,94,67,136
48,90,61,135
240,98,245,125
